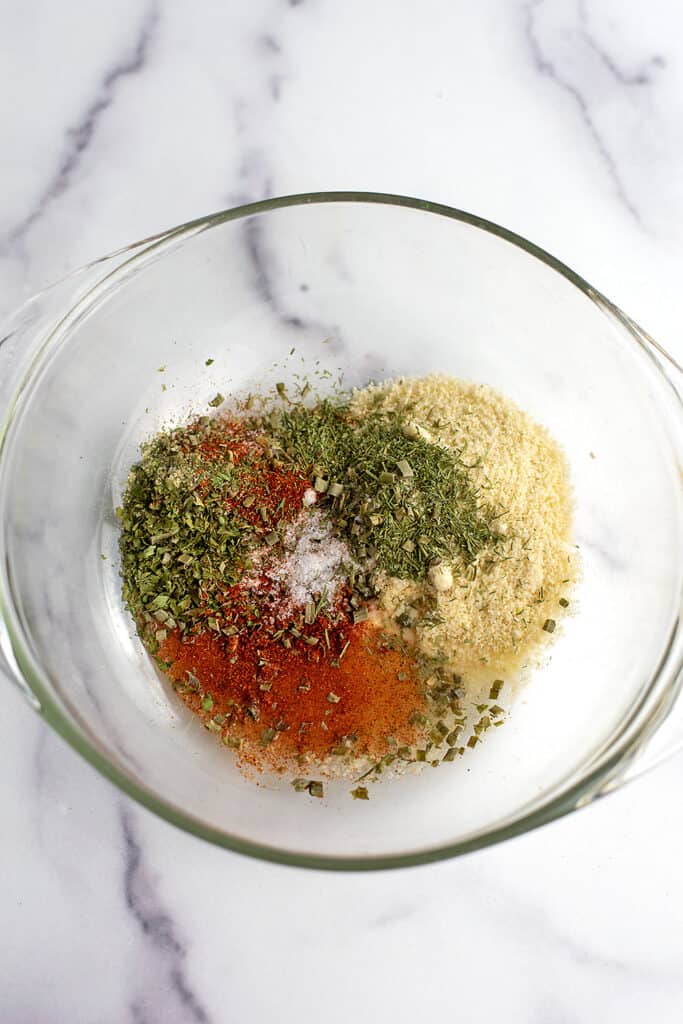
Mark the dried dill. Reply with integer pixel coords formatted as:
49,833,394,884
264,399,496,581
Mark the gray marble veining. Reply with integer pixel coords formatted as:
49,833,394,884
3,3,161,255
121,808,211,1024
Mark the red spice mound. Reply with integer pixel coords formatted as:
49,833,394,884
196,417,260,464
159,622,426,772
226,463,309,531
185,417,311,535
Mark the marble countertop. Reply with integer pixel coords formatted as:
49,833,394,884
2,1,683,1020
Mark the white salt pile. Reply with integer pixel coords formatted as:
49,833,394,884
272,511,354,608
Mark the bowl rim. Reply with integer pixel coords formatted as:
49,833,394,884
2,189,683,871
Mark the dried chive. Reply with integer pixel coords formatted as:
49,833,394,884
489,679,503,700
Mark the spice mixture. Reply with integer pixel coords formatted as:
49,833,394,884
118,374,575,797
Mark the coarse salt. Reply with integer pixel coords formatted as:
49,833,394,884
270,511,353,608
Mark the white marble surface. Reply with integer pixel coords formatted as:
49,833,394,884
2,0,683,1019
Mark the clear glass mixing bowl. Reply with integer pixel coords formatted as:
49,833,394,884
1,193,683,870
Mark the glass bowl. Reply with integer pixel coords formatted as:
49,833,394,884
1,193,683,870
